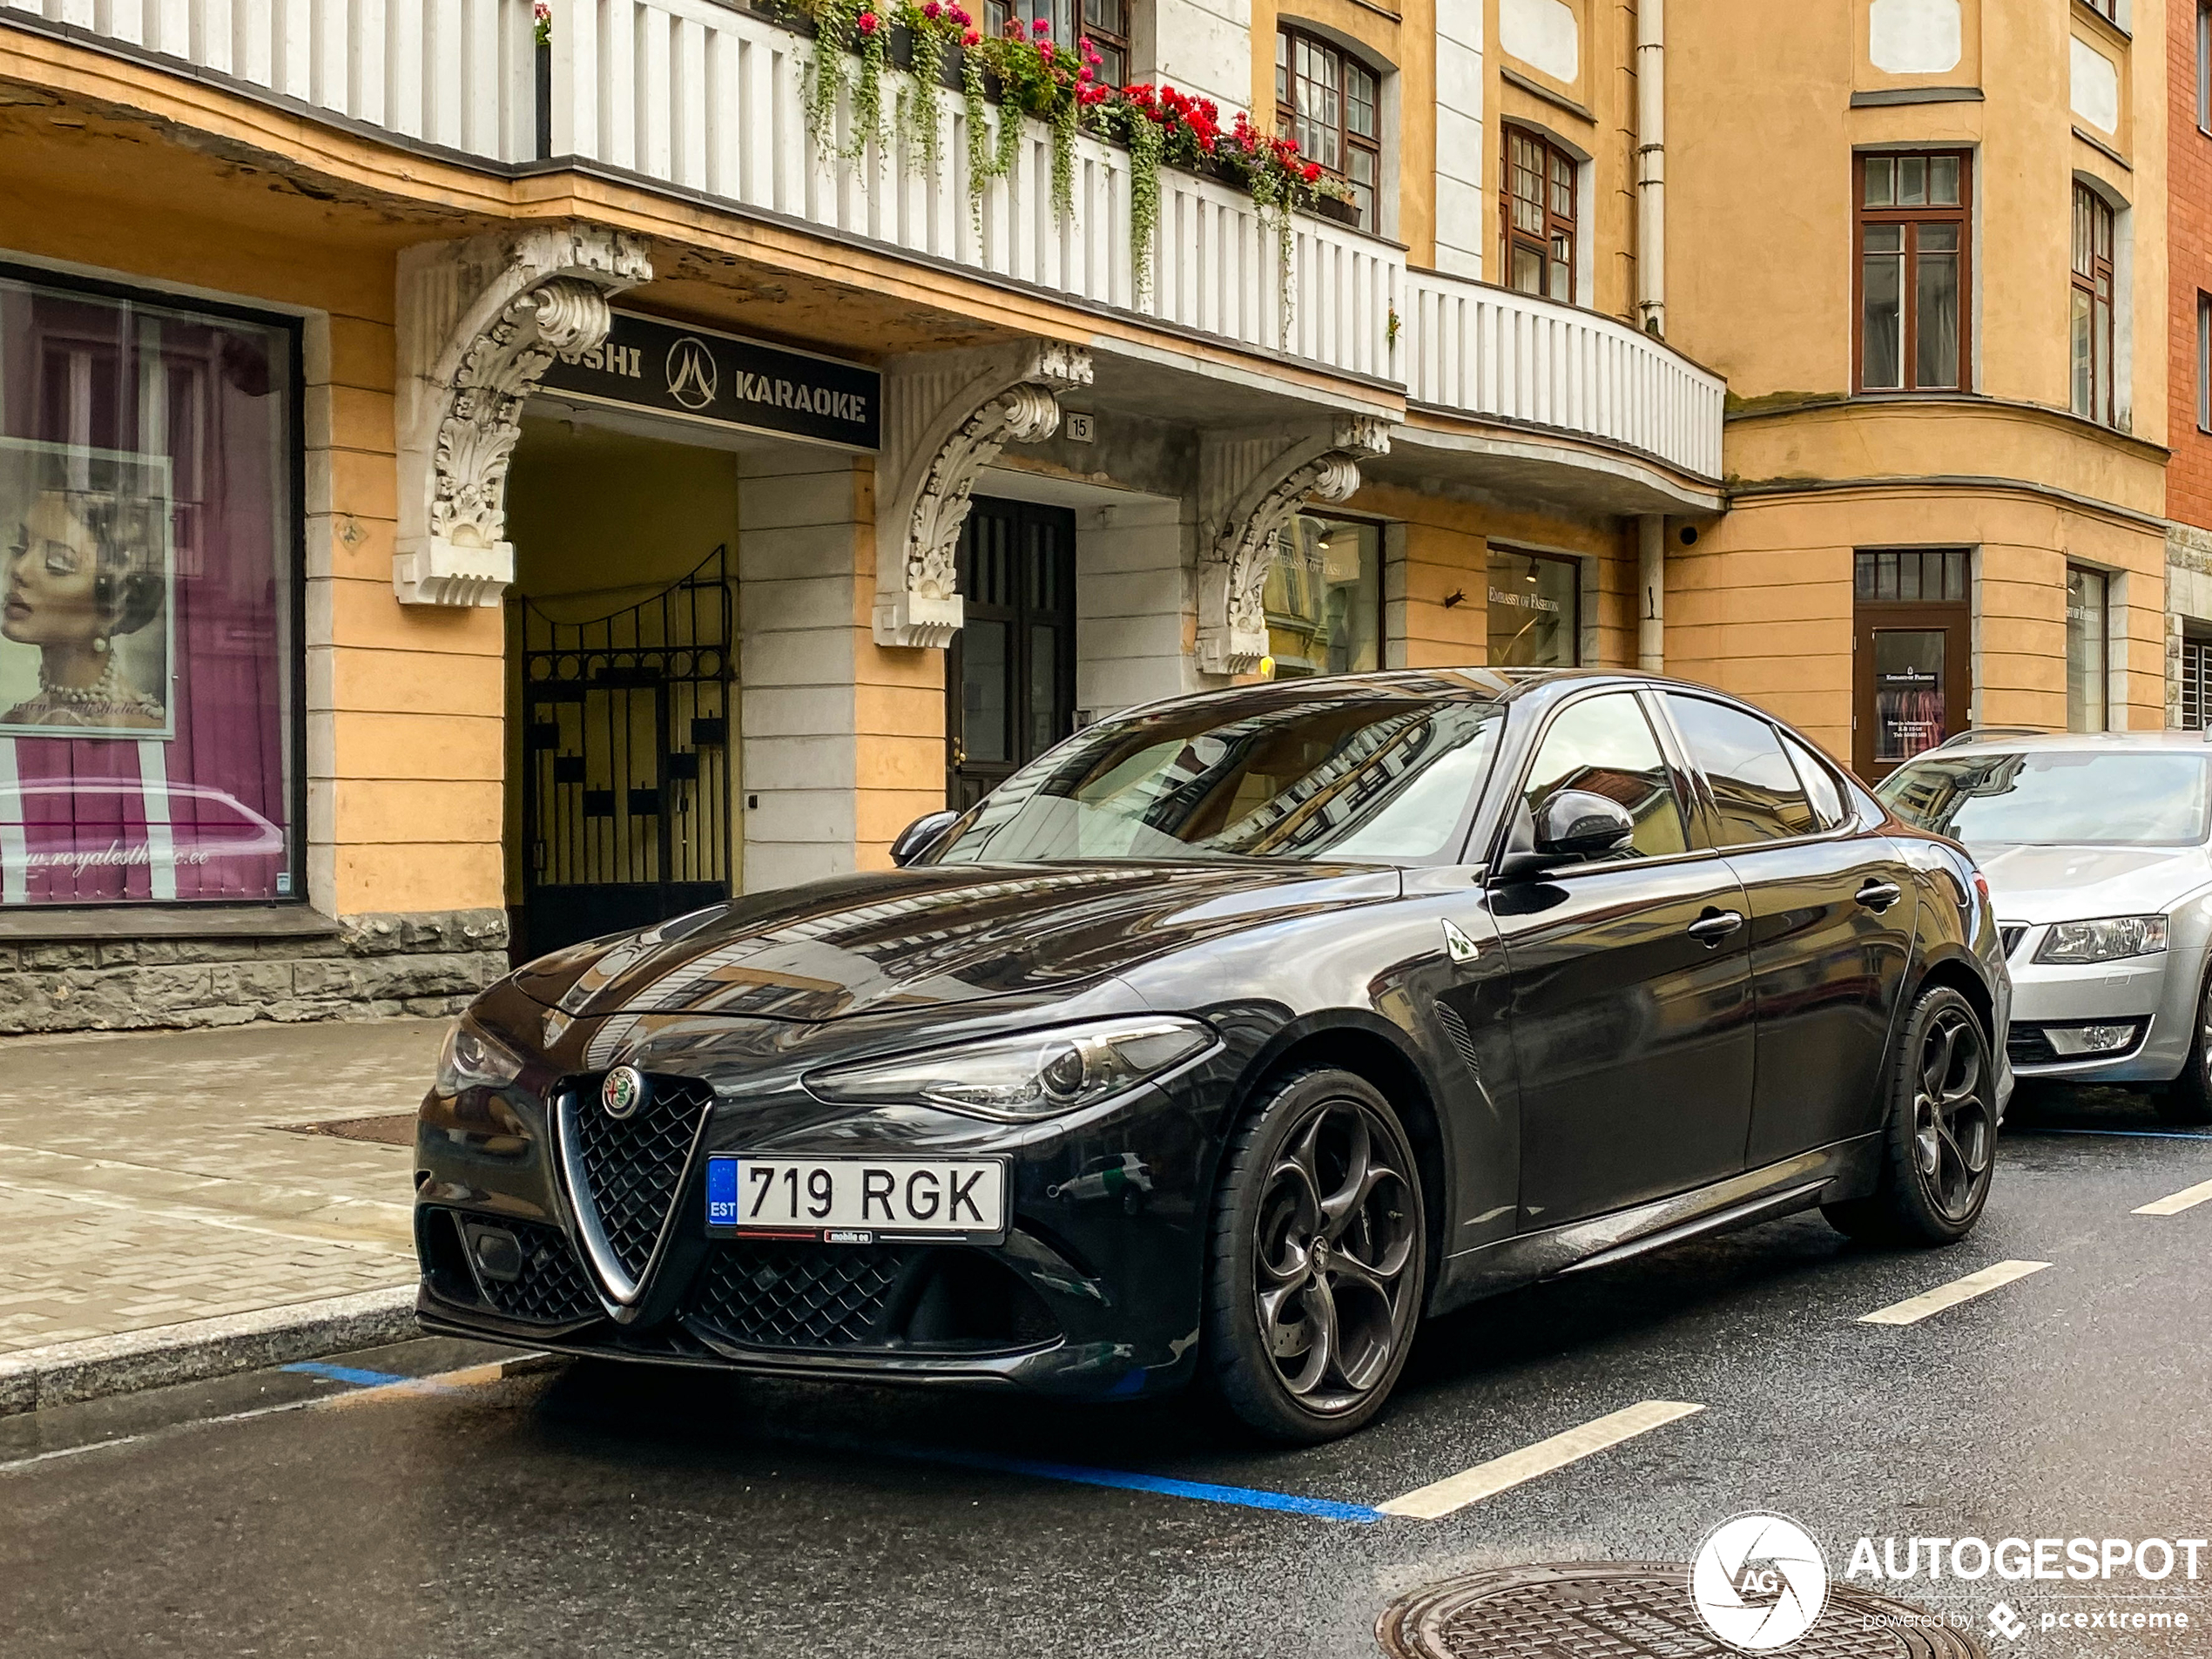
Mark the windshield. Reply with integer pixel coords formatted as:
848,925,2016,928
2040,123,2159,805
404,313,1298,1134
1878,750,2212,847
935,689,1507,865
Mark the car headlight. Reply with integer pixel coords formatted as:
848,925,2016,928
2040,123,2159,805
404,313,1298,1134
434,1016,527,1094
2033,915,2168,965
805,1016,1217,1122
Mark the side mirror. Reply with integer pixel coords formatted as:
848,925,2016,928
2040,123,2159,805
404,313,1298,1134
1534,789,1636,861
889,809,961,867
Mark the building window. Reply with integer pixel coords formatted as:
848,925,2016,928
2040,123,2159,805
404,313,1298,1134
2200,3,2211,132
1275,27,1381,232
1855,151,1970,393
2182,634,2212,730
2067,565,2109,732
1264,516,1380,677
988,0,1127,84
1501,126,1577,303
2084,0,2120,19
2071,185,2118,428
1487,547,1579,666
2197,293,2209,432
0,266,300,907
1852,549,1973,777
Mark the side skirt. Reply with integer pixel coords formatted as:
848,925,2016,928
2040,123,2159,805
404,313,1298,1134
1428,1133,1885,1316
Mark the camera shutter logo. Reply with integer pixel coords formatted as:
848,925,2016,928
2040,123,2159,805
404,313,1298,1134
601,1064,651,1121
665,337,718,411
1689,1513,1829,1651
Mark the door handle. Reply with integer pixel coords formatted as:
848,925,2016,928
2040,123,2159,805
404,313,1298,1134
1687,909,1744,947
1856,879,1904,912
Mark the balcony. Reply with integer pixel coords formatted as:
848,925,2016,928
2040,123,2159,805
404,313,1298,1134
4,0,1725,497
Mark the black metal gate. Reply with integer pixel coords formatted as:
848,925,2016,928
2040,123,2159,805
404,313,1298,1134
520,547,734,961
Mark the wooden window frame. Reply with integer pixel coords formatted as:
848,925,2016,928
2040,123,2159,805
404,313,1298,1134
2083,0,2121,24
1852,150,1973,395
2200,2,2212,132
2198,291,2212,434
1274,24,1383,233
986,0,1127,86
2072,184,2117,428
1500,125,1579,306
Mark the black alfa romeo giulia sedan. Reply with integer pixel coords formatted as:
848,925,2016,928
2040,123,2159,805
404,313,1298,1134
415,670,2012,1440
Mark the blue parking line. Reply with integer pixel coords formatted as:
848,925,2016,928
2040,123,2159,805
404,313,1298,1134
868,1439,1386,1523
2018,1128,2212,1143
280,1361,412,1388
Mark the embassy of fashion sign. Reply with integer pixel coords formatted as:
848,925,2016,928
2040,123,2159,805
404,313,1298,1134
539,312,880,451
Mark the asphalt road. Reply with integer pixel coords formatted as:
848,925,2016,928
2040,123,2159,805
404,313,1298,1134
5,1085,2211,1659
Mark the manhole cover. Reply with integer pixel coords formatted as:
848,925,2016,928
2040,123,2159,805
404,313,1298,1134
1378,1562,1984,1659
272,1114,415,1146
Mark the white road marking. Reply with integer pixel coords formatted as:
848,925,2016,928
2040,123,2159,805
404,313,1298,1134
1377,1400,1705,1520
2134,1177,2212,1217
1858,1260,2051,1326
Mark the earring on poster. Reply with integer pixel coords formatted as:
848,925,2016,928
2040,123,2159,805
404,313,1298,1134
93,634,109,655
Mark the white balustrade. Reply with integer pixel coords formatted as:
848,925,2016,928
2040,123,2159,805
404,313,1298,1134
1401,269,1726,481
3,0,541,159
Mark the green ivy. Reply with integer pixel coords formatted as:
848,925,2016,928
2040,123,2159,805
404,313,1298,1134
1124,111,1163,305
897,1,949,174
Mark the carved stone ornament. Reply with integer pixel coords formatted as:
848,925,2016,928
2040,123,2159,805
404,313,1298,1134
394,226,653,606
873,343,1095,648
1197,416,1394,675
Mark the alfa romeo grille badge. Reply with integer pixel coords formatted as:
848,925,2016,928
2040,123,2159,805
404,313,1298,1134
601,1064,650,1120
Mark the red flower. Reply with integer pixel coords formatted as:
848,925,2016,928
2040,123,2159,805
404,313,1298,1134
1030,15,1048,30
922,1,941,17
962,24,980,43
1077,64,1092,80
855,10,879,32
948,3,968,19
1301,161,1321,183
1005,15,1024,37
1038,35,1054,57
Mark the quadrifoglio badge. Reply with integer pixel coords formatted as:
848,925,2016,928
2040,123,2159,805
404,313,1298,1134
1686,1512,2205,1649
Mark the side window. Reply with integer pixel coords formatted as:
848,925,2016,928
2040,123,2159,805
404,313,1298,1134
1522,693,1688,860
1666,696,1817,844
1781,732,1846,829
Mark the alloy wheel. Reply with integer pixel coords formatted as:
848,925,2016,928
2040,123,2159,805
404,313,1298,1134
1251,1096,1420,1416
1912,1006,1993,1222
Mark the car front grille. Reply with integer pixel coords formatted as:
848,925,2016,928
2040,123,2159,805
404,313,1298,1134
476,1217,602,1325
570,1075,715,1282
692,1242,924,1349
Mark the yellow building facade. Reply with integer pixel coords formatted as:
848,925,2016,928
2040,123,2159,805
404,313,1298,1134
0,0,2164,1030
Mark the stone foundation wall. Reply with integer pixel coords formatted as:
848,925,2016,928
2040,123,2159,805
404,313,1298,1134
0,909,509,1037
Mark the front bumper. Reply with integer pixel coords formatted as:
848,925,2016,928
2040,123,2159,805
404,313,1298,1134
410,988,1237,1400
2000,923,2195,1083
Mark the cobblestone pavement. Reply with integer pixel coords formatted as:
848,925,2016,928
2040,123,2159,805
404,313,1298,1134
0,1020,444,1354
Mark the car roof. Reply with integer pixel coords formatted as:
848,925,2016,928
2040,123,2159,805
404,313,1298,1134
1106,667,1764,725
1917,729,2212,757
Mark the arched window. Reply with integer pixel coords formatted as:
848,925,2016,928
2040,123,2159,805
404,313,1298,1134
1274,25,1382,232
1501,126,1576,302
988,0,1128,84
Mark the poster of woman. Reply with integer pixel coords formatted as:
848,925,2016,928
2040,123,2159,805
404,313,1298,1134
0,435,173,739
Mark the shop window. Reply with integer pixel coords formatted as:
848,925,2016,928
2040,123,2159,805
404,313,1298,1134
1855,151,1971,393
2071,185,2118,428
1487,547,1579,666
2067,564,2109,732
1851,548,1973,778
2182,633,2212,731
1264,515,1380,678
1501,126,1577,304
1275,26,1383,232
0,266,300,907
989,0,1127,84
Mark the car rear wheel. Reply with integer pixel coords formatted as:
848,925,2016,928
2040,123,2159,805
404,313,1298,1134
2154,970,2212,1126
1204,1068,1426,1443
1824,984,1996,1246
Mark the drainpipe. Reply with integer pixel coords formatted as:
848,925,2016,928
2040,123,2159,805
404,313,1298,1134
1635,0,1665,336
1638,516,1665,672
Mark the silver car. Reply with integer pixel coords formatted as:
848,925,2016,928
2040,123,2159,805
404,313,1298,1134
1878,732,2212,1124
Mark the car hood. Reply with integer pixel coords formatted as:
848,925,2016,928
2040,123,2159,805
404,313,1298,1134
512,861,1401,1022
1970,842,2212,923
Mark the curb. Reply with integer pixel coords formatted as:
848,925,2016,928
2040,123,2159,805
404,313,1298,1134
0,1285,421,1417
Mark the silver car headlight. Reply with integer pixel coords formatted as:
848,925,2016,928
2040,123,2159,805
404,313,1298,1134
805,1016,1217,1123
2033,915,2168,965
434,1016,527,1094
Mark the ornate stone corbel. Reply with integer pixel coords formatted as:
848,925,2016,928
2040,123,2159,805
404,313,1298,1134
873,342,1094,648
1197,416,1393,675
394,226,653,607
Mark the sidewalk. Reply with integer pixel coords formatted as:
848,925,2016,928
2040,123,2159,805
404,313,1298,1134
0,1019,443,1380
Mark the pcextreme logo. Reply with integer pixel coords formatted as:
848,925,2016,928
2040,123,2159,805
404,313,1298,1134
1690,1513,1831,1651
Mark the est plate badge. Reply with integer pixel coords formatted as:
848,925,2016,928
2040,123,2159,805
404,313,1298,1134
706,1156,1008,1240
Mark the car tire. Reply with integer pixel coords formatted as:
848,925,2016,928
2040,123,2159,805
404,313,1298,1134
1203,1067,1426,1444
2153,969,2212,1126
1823,984,1998,1247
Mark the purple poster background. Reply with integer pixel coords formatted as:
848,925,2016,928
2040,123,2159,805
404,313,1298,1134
0,276,294,906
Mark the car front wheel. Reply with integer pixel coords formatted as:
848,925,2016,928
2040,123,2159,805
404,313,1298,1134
1824,983,1997,1245
1204,1068,1426,1443
2154,968,2212,1126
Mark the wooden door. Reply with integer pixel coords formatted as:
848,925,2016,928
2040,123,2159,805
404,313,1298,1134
945,499,1078,811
